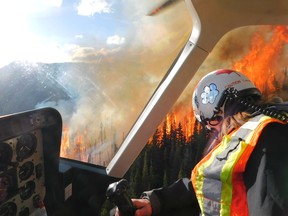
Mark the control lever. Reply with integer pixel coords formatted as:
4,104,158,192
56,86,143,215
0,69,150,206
106,179,136,216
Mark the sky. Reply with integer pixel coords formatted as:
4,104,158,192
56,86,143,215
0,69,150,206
0,0,188,68
0,0,136,68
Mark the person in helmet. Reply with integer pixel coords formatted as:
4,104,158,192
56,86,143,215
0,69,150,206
192,69,261,132
115,69,288,216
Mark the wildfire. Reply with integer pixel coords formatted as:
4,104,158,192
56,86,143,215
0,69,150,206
60,125,89,162
160,26,288,142
60,124,114,166
158,105,200,142
233,26,288,94
60,25,288,162
165,112,177,133
61,125,69,157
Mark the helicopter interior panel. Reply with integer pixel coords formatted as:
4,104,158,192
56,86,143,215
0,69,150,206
0,108,62,216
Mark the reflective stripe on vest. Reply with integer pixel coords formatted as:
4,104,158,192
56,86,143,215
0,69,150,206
191,115,284,216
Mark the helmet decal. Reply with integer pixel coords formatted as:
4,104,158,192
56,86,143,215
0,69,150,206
200,83,219,105
215,69,234,75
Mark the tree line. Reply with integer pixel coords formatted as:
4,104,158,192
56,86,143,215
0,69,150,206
124,118,208,198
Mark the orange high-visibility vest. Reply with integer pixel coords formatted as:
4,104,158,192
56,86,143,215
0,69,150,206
191,115,285,216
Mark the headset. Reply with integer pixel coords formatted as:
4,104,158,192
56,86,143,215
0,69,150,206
214,87,288,123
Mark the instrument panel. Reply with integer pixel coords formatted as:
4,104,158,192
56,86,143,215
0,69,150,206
0,108,62,216
0,131,45,216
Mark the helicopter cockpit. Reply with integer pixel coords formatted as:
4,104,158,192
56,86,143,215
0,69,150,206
1,0,288,215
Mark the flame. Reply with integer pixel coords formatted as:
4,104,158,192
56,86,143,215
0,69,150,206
61,125,69,157
60,126,88,162
60,124,113,166
157,105,198,142
183,110,199,138
232,26,288,94
165,113,177,133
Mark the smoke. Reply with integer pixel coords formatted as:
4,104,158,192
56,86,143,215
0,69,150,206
56,18,288,165
36,1,195,165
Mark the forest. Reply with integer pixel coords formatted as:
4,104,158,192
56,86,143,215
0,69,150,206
124,117,208,198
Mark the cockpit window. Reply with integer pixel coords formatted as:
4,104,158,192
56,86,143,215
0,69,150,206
0,0,192,166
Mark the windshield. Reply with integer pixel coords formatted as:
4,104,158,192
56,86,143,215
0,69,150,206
0,0,192,166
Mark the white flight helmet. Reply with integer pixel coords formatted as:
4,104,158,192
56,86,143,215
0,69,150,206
192,69,261,131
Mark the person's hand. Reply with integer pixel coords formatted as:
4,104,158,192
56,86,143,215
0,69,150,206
115,198,152,216
133,199,152,216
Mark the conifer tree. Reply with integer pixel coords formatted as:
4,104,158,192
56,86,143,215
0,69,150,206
142,151,150,191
